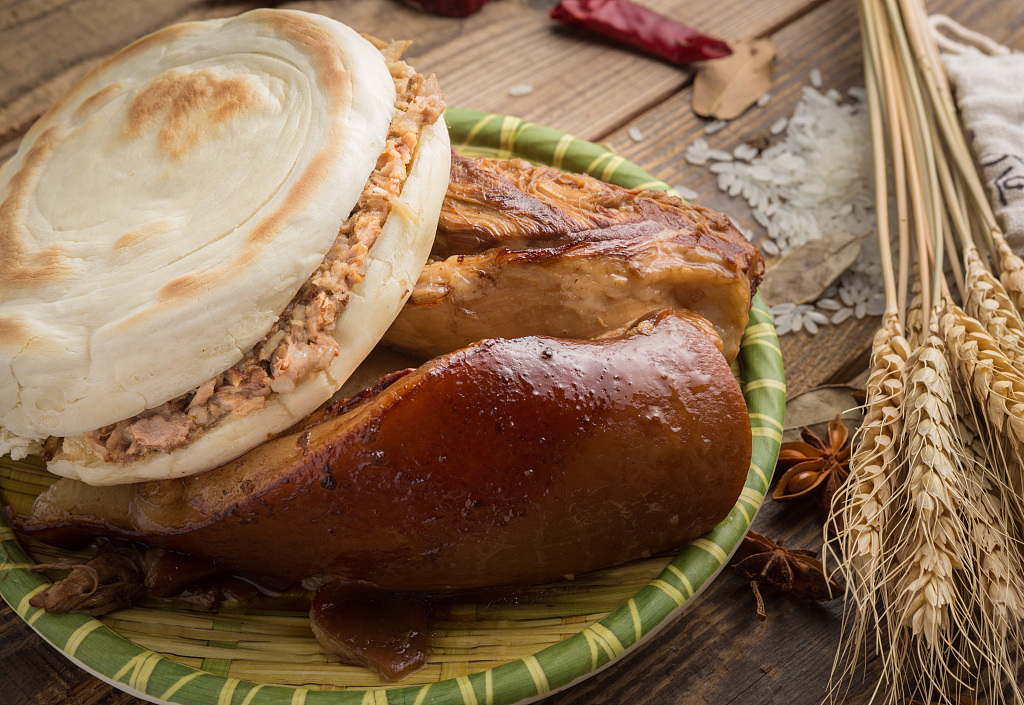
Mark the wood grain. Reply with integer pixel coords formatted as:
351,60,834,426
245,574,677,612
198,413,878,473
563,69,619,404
0,0,818,161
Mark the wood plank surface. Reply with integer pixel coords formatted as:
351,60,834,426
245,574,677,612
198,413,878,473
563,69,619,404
1,0,1023,703
0,0,819,161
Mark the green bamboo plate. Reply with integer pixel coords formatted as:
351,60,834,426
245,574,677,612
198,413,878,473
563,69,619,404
0,108,785,705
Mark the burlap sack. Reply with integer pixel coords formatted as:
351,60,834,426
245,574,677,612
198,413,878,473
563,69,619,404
931,15,1024,252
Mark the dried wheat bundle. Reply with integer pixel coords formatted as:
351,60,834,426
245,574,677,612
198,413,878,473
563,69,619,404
829,0,1024,701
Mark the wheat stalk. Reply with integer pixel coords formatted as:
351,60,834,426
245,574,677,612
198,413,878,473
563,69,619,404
883,318,975,704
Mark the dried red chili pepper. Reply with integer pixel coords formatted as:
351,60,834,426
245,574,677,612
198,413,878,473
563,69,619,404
550,0,732,65
406,0,492,17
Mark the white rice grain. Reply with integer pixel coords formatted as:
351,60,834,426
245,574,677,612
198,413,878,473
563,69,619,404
704,119,728,135
832,308,854,324
628,126,645,142
685,79,885,337
508,83,534,96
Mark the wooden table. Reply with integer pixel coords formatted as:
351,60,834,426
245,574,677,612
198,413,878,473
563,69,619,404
1,1,1022,703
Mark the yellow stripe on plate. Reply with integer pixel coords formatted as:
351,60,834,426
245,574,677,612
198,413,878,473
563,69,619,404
361,690,389,705
114,652,148,683
551,133,575,170
748,413,783,430
751,426,783,443
585,151,613,175
692,538,729,565
290,688,309,705
522,655,550,695
582,630,601,670
628,599,642,642
732,501,752,524
741,486,766,505
460,114,499,146
26,608,47,627
666,564,695,598
632,180,668,190
524,655,548,692
129,652,163,693
744,378,786,394
412,685,432,705
239,684,266,705
599,155,627,182
16,585,47,618
0,562,31,572
218,678,241,705
65,620,103,657
484,668,494,705
749,462,769,488
742,338,784,354
456,675,479,705
160,671,204,702
649,579,684,606
499,115,524,156
742,322,777,340
588,623,625,659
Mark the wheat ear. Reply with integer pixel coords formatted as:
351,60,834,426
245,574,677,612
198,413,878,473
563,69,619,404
885,316,975,704
940,300,1024,518
828,311,911,701
951,384,1024,704
963,245,1024,373
995,236,1024,316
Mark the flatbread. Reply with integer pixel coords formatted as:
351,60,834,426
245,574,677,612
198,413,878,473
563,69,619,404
49,119,451,485
0,10,396,439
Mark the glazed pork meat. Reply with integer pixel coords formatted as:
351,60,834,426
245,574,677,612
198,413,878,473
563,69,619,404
383,154,764,362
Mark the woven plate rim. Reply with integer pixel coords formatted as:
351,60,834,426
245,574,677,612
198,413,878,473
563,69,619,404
0,107,785,705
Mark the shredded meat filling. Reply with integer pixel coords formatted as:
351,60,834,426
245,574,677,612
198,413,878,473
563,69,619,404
80,43,446,464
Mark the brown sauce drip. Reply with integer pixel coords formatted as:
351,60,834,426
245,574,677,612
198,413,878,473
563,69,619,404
310,582,428,681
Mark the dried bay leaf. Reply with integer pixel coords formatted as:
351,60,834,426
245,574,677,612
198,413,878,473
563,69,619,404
692,38,777,120
759,231,864,306
783,385,864,442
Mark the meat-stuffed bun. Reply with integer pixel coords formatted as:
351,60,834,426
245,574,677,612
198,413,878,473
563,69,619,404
0,9,451,485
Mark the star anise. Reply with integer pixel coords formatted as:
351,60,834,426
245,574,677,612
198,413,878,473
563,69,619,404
729,530,840,619
772,414,851,514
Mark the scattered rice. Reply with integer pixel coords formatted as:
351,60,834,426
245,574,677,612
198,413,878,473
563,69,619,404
508,83,534,96
688,83,886,337
810,67,823,87
628,126,645,142
757,92,772,107
704,119,728,135
733,144,759,162
769,117,789,135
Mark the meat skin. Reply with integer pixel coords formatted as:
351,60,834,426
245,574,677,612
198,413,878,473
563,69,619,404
383,155,763,363
8,310,751,592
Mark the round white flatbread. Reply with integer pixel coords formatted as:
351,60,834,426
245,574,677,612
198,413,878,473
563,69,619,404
49,119,451,485
0,9,396,440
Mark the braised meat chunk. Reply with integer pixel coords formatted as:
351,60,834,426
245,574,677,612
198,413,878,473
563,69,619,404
383,154,764,362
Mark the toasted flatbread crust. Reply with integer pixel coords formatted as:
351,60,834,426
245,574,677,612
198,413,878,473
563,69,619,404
48,119,451,485
0,10,396,439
